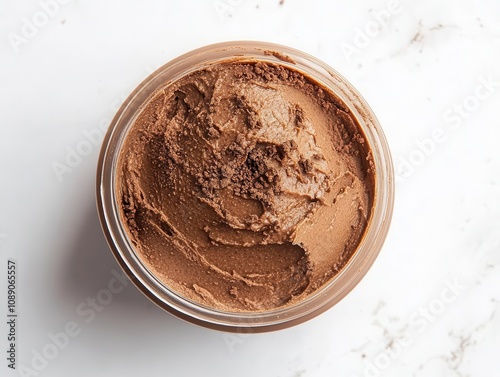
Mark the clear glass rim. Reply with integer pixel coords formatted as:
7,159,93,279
96,41,395,333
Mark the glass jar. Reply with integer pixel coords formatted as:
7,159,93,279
96,41,394,332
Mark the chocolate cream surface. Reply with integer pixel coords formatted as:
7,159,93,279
117,60,374,312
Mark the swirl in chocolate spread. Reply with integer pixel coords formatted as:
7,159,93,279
117,61,374,311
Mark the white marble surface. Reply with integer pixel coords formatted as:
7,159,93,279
1,0,499,376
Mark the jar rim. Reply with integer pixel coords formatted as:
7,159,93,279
96,41,395,332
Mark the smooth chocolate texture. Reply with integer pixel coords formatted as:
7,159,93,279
117,60,374,312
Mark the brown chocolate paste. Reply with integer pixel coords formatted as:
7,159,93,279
117,60,374,312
